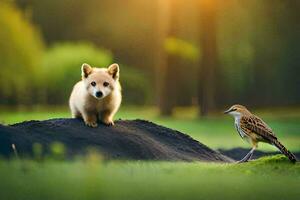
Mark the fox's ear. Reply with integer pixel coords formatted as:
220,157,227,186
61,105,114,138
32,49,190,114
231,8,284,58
81,63,93,78
107,63,119,80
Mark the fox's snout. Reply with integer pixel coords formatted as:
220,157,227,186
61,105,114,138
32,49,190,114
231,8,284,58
95,91,103,98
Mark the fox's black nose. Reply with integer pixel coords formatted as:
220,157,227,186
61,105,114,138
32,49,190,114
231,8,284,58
95,91,103,98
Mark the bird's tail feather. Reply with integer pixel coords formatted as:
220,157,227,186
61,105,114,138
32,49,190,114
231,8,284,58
272,139,297,163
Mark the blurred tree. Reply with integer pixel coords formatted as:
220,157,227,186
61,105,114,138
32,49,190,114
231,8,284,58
41,42,113,104
41,42,150,105
216,0,300,108
159,0,181,116
17,0,158,72
249,0,300,107
216,0,256,107
156,0,200,115
121,67,151,105
17,0,159,104
198,0,218,116
0,1,44,105
154,0,169,111
12,0,300,108
281,1,300,105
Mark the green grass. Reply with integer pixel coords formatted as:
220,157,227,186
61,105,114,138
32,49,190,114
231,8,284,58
0,155,299,200
1,106,300,151
0,107,299,199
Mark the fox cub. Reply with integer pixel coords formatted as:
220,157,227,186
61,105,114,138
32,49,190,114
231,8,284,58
69,63,122,127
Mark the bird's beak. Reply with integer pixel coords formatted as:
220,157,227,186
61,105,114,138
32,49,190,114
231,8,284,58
223,109,232,114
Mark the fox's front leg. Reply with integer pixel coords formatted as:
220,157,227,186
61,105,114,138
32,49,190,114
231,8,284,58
82,112,98,128
101,110,115,126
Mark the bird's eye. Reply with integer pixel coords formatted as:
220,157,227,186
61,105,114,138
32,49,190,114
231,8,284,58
91,81,96,87
103,82,109,87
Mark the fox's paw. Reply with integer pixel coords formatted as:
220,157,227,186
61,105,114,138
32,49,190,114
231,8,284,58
103,119,114,126
85,121,98,128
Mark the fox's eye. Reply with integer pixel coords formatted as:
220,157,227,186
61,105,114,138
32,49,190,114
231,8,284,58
91,81,96,87
103,82,109,87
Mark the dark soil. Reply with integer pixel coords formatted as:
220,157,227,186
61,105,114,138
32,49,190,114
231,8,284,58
0,118,233,162
219,148,300,161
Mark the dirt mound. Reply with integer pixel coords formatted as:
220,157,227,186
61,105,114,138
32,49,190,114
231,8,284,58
0,119,232,162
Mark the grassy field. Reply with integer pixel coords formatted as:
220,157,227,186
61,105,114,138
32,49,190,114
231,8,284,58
0,107,300,200
1,106,300,151
0,155,299,200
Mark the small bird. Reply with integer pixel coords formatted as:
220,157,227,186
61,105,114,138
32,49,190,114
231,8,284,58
224,104,297,163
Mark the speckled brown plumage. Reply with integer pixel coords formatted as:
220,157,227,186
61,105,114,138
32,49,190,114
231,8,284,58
225,104,297,163
240,115,277,143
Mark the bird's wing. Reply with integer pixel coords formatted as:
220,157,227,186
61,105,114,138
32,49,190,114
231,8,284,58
240,115,277,141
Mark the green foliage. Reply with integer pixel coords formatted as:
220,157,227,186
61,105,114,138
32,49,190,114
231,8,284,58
0,1,44,105
120,67,151,105
216,0,300,106
1,0,299,108
41,42,150,105
41,42,112,104
164,37,200,61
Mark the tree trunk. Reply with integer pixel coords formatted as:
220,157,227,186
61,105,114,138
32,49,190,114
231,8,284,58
198,0,218,116
158,0,180,116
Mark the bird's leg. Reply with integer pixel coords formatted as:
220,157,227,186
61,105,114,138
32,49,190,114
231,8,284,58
237,146,256,163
